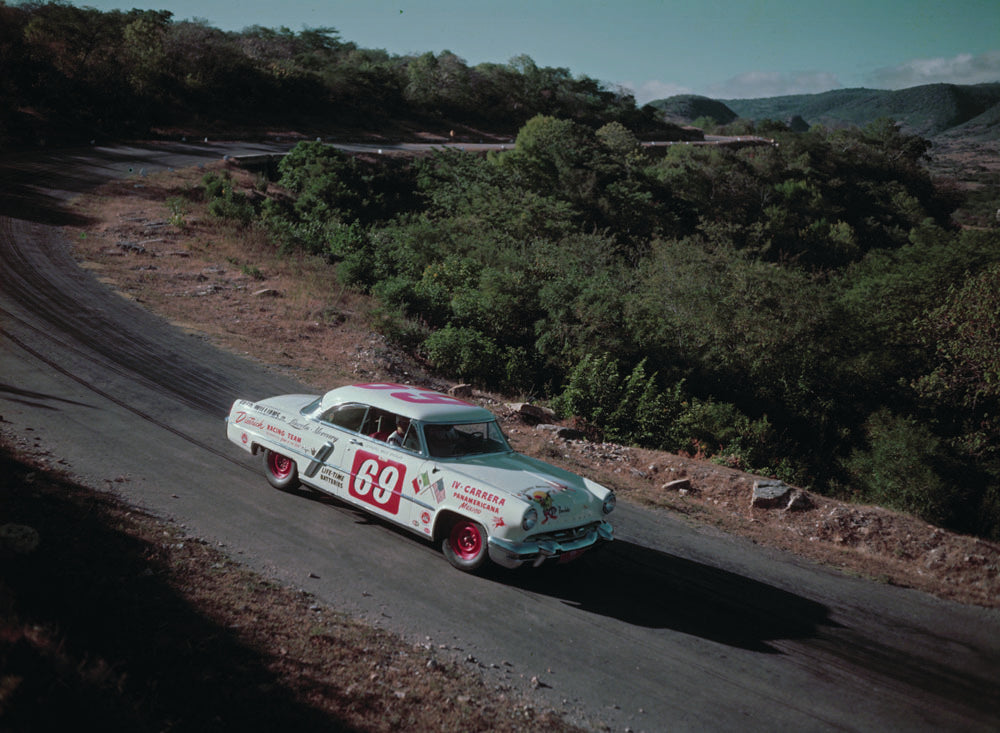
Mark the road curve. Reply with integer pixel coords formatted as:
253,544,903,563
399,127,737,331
2,143,999,731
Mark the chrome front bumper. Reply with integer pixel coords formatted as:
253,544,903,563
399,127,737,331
487,521,614,569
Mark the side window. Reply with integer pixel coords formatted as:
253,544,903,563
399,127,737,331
401,424,422,453
362,409,393,437
319,403,368,433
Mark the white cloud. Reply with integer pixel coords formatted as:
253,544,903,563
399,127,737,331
623,80,695,105
705,71,843,99
867,50,1000,89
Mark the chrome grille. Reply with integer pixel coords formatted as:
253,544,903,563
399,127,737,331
525,522,597,544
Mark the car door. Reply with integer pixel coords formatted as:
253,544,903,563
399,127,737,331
343,438,411,525
313,404,408,527
300,402,367,498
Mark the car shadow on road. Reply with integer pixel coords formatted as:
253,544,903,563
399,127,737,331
276,485,834,652
497,539,837,653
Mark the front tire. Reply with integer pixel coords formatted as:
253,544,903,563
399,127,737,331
442,519,489,572
262,448,300,490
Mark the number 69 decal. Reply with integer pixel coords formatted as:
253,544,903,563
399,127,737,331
349,450,404,514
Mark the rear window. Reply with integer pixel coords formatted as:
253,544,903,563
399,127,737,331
317,402,368,433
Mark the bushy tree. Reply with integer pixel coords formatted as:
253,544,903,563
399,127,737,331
421,325,500,384
915,261,1000,458
841,409,983,531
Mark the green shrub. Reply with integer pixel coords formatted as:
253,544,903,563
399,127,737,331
165,196,188,227
370,307,429,352
553,354,674,448
335,250,376,291
553,353,783,474
421,325,500,383
202,171,226,199
371,276,416,310
843,409,956,523
202,171,255,226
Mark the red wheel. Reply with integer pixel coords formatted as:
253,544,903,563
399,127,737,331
262,448,299,490
442,519,488,572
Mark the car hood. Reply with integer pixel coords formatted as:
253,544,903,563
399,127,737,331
441,451,609,527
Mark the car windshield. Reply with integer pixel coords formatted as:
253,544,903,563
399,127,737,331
422,420,511,458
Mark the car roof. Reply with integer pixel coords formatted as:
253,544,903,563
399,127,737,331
319,383,495,423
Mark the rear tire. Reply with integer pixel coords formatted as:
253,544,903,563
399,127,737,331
442,519,489,572
262,448,300,490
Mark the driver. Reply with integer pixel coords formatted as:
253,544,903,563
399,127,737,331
387,415,410,447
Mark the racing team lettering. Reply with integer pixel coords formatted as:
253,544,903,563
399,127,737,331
233,411,265,429
452,482,505,514
265,422,302,445
349,450,404,514
234,411,303,448
251,404,283,420
266,423,302,445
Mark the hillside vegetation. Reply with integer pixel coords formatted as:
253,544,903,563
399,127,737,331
0,1,685,148
194,114,1000,542
4,2,1000,540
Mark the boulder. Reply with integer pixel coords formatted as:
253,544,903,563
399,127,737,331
535,424,585,440
508,402,556,422
662,478,692,492
751,479,792,509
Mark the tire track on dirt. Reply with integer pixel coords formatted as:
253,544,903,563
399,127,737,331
1,216,242,415
0,310,250,471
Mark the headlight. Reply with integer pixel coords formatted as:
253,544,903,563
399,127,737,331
602,492,616,515
522,507,538,531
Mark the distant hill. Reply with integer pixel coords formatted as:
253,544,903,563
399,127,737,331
650,83,1000,141
647,95,737,126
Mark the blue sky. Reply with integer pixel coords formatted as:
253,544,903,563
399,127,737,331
69,0,1000,103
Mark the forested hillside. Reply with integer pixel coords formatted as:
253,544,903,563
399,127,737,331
0,1,682,148
651,84,1000,141
4,2,1000,540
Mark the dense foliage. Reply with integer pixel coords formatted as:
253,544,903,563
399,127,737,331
236,116,1000,540
0,1,671,147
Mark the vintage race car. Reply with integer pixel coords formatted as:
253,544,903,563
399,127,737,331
225,383,615,571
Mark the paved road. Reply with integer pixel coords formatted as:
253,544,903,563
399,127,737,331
2,143,998,731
